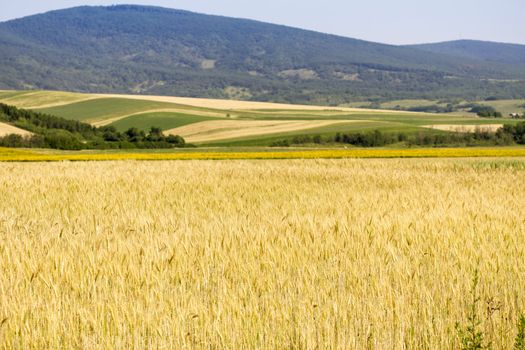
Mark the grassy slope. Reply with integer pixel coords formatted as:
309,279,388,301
478,99,525,116
108,112,220,132
0,90,30,99
0,90,95,108
35,98,183,123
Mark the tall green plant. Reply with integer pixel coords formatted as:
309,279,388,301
456,270,488,350
515,315,525,350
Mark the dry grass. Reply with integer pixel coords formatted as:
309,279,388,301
0,122,32,137
165,120,358,143
0,159,524,349
425,124,504,133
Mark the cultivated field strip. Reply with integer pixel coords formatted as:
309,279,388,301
2,147,525,161
424,124,504,133
165,120,361,143
0,122,33,137
0,90,99,109
4,90,513,145
98,93,378,111
0,159,524,348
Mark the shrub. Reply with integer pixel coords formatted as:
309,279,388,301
166,135,185,146
515,315,525,350
456,270,488,350
43,130,84,150
270,140,290,147
469,105,502,118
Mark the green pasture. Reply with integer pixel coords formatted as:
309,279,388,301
108,112,220,131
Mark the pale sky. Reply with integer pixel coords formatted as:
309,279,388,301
1,0,524,45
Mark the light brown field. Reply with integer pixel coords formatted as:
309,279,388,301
0,90,98,109
0,122,33,137
165,119,360,143
424,124,504,133
0,90,368,111
0,159,524,349
99,93,397,112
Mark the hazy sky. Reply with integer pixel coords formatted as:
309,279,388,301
1,0,524,45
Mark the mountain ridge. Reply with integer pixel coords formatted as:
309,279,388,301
0,5,524,104
408,39,525,65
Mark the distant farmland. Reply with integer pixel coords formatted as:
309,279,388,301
0,90,515,146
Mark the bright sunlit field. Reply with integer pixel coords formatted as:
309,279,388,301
0,158,524,348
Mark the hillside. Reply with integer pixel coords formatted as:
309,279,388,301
0,5,525,103
3,89,522,147
409,40,525,65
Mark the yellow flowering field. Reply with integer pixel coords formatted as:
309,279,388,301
1,147,525,161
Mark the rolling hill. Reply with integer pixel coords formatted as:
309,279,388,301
409,40,525,65
0,5,524,104
1,89,516,146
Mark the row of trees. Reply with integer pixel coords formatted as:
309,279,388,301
389,102,509,118
469,105,503,118
270,122,525,148
0,103,97,136
0,104,187,150
499,123,525,144
102,126,184,145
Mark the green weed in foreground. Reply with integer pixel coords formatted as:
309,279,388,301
456,270,525,350
456,270,488,350
515,316,525,350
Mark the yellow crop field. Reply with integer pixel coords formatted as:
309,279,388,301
0,159,524,348
1,147,525,162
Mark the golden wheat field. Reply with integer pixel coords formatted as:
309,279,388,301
0,159,524,349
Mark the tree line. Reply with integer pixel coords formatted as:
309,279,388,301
0,104,187,150
270,122,525,148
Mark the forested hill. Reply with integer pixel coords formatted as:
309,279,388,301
408,40,525,65
0,5,524,103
